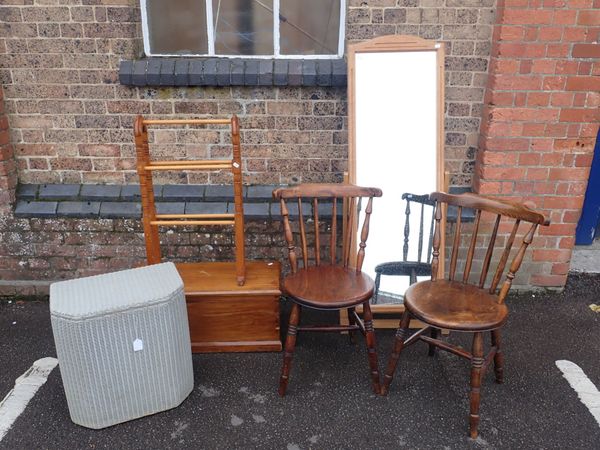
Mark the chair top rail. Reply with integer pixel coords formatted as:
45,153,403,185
143,119,232,126
273,183,382,200
430,192,549,225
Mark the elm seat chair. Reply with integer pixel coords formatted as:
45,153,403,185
381,192,549,438
372,193,436,305
273,184,383,396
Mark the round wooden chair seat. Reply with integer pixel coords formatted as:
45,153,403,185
282,266,375,310
404,280,508,331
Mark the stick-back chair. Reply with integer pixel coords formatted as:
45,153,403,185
381,192,549,438
373,193,436,304
273,183,383,396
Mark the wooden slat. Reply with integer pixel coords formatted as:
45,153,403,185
143,118,231,125
298,198,308,269
313,198,321,266
149,159,231,166
145,164,231,171
419,335,471,359
479,214,501,288
449,206,462,281
151,220,235,226
155,213,234,219
463,209,481,283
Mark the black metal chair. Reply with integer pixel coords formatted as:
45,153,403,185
372,193,436,305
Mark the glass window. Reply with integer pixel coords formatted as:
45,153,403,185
142,0,345,57
146,0,208,55
279,0,340,55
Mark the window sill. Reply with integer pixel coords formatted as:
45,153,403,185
119,57,347,87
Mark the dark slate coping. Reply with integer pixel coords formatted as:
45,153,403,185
38,184,80,200
161,184,205,201
119,58,347,87
247,185,283,200
80,184,122,201
99,202,142,219
242,203,270,220
57,201,101,218
13,184,474,221
14,200,58,218
155,202,185,215
185,202,229,214
16,184,39,200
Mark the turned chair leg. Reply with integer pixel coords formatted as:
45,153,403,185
347,307,357,344
381,310,411,395
278,303,301,396
362,301,381,394
469,332,484,439
491,329,504,384
428,327,439,356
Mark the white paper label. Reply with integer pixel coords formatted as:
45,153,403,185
133,338,143,352
232,162,240,168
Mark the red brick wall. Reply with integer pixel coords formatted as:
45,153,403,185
475,0,600,287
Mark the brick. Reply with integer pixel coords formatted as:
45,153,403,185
185,202,228,214
577,9,600,25
273,60,288,86
57,201,101,218
565,76,600,91
559,108,600,122
14,200,58,217
258,60,273,86
287,60,303,86
16,184,39,200
161,184,205,201
120,184,142,201
155,202,186,215
80,184,121,200
174,59,189,86
244,60,259,85
99,201,141,218
216,59,231,86
39,183,80,200
230,59,244,86
302,60,317,86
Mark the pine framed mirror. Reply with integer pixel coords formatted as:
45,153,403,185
346,35,446,326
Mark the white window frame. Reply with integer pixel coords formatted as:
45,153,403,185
140,0,346,59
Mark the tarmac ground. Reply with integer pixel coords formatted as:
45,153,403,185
1,273,599,449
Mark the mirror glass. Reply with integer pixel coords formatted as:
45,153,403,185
349,37,444,302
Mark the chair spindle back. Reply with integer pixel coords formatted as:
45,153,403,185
401,193,436,265
430,192,549,304
273,184,382,274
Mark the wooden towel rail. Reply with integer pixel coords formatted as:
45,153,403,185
133,115,246,286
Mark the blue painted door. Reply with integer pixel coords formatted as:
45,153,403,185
575,127,600,245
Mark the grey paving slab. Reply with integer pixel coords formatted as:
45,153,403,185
302,60,317,86
155,202,186,215
14,200,57,217
288,60,303,85
99,202,141,219
185,202,228,214
38,184,80,200
161,185,205,201
16,184,39,200
56,201,101,218
120,184,142,201
174,59,189,86
244,60,259,85
317,60,332,86
80,184,121,201
230,59,244,85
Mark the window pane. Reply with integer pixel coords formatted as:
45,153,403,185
212,0,273,55
147,0,207,55
280,0,340,55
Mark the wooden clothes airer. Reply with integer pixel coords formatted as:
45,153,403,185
133,115,246,286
